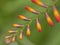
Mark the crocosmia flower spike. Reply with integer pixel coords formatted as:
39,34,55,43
25,6,40,14
19,30,23,40
53,6,60,22
26,24,31,36
32,0,48,8
8,30,17,34
36,18,42,32
12,24,24,28
45,12,54,27
18,15,31,21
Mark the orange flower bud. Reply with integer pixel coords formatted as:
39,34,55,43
18,15,31,21
25,6,40,14
26,25,31,36
36,18,42,32
19,30,23,40
32,0,48,8
46,12,54,26
12,24,24,28
53,6,60,22
8,30,17,34
11,34,16,42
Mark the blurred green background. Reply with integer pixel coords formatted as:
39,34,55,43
0,0,60,45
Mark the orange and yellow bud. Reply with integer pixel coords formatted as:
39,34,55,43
12,24,24,28
8,30,17,34
36,18,42,32
18,15,31,21
53,6,60,22
25,6,40,14
46,12,54,26
26,25,31,36
32,0,48,8
19,30,23,40
11,34,16,42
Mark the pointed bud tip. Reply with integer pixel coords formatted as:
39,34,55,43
38,29,42,32
25,6,29,9
32,0,36,2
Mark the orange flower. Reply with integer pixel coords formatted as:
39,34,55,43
53,6,60,22
18,15,31,21
19,30,23,40
12,24,24,28
36,18,42,32
8,30,17,34
46,12,54,26
32,0,48,8
26,25,30,36
25,6,40,14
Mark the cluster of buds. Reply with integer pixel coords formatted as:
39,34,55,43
5,0,60,44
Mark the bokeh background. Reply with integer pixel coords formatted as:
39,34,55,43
0,0,60,45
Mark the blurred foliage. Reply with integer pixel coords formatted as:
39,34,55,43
0,0,60,45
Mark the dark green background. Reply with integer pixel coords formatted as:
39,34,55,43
0,0,60,45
